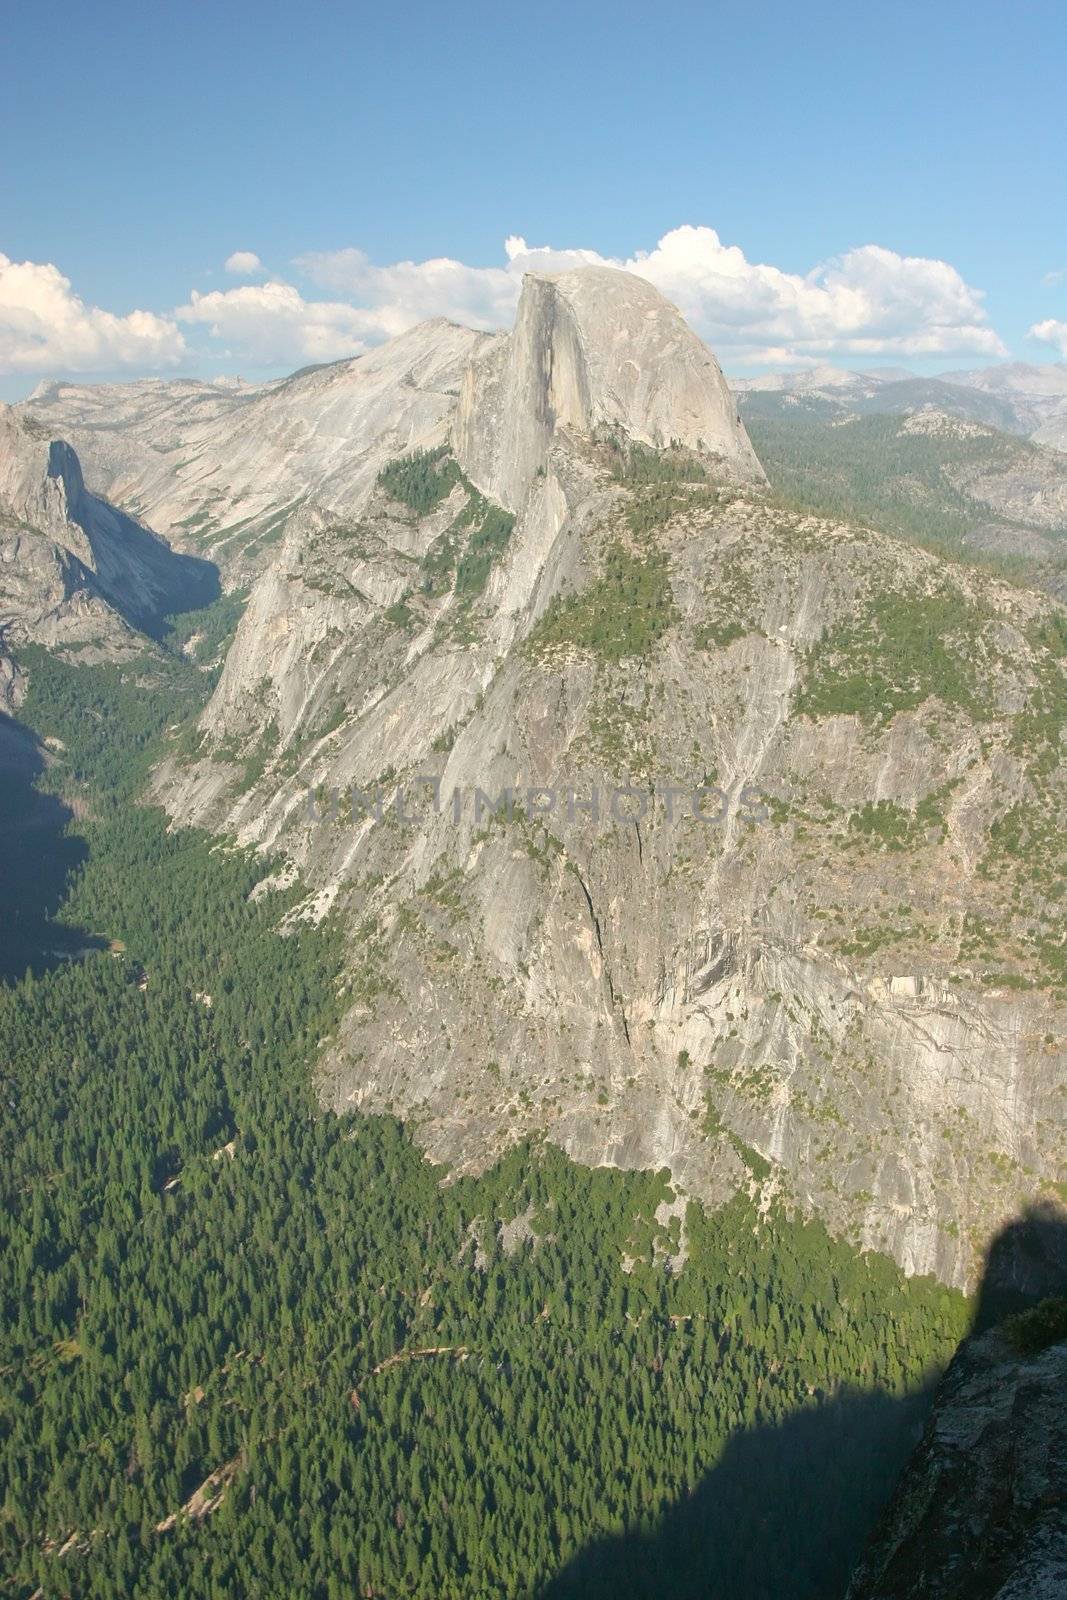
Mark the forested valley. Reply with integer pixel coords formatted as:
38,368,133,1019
0,626,970,1599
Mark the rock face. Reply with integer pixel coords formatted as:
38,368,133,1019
130,269,1067,1292
846,1206,1067,1597
454,267,764,511
12,269,1062,1291
846,1313,1067,1599
18,323,501,585
0,406,214,668
19,275,761,586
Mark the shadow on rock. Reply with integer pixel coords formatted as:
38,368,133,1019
972,1200,1067,1332
844,1205,1067,1600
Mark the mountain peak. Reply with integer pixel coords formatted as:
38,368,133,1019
454,265,765,510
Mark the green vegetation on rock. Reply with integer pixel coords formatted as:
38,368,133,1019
607,436,709,488
847,800,916,850
693,551,767,650
795,589,995,723
529,539,676,662
1003,1296,1067,1355
404,464,516,606
744,405,1067,586
378,444,461,514
164,588,249,668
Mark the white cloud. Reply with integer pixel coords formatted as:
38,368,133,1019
0,252,185,375
627,228,1007,361
292,246,506,329
224,251,263,276
0,230,1009,381
1029,318,1067,357
293,236,606,337
1042,269,1065,287
292,227,1006,366
175,280,385,366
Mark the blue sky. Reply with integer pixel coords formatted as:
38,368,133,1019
2,0,1065,395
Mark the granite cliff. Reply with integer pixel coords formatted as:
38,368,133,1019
18,322,501,586
0,406,215,703
117,268,1065,1291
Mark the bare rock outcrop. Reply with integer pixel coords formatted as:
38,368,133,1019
19,323,502,585
846,1304,1067,1599
455,267,764,511
148,278,1065,1291
0,406,214,658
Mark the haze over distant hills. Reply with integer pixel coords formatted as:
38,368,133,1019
732,359,1067,451
732,363,1067,603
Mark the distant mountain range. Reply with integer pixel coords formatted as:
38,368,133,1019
731,359,1067,451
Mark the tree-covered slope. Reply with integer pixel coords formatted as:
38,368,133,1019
741,399,1067,595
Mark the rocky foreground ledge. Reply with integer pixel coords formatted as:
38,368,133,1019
847,1210,1067,1600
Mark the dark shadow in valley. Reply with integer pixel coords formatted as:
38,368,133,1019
536,1382,935,1600
843,1208,1067,1600
538,1204,1067,1600
0,709,103,982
